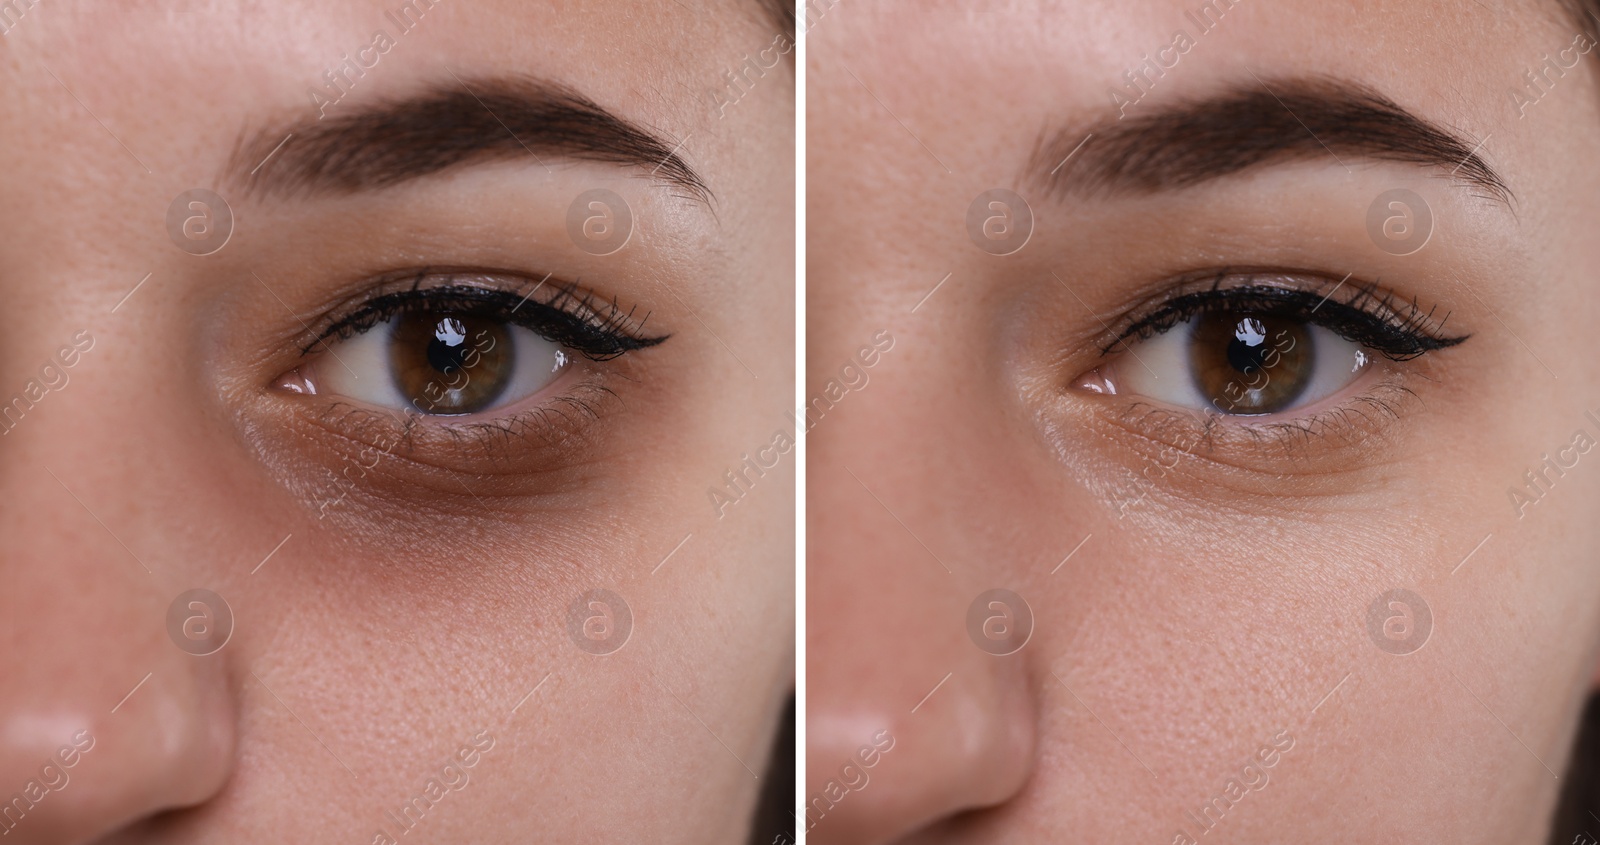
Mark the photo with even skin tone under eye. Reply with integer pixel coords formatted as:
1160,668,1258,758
807,1,1600,843
0,1,794,843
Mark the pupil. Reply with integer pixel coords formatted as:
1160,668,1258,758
389,312,514,415
1188,312,1313,415
426,339,466,374
1226,340,1266,374
1226,317,1269,374
427,317,469,373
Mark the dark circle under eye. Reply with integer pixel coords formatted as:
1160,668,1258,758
1189,313,1312,415
389,312,514,414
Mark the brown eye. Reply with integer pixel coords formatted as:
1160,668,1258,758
301,308,570,416
390,313,514,415
1189,313,1311,414
1083,308,1375,416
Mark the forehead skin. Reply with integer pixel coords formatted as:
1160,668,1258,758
0,1,792,844
810,0,1596,251
809,1,1600,844
0,0,773,227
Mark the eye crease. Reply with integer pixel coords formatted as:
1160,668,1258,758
277,274,667,417
1073,273,1468,417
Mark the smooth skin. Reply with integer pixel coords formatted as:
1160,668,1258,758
0,1,793,843
808,1,1600,843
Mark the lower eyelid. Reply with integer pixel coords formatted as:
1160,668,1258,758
1096,366,1422,461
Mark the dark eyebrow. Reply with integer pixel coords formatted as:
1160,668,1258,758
1032,76,1511,206
230,75,711,206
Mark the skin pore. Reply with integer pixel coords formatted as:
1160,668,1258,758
807,1,1600,843
0,1,792,843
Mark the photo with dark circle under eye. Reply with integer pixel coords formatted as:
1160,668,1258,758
0,1,794,843
807,1,1600,844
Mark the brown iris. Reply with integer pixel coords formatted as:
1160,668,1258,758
389,312,513,414
1189,313,1312,414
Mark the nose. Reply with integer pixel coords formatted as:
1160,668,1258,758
806,463,1038,843
0,355,237,843
804,295,1058,842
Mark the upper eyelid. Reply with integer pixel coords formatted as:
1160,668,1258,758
297,268,530,350
1102,269,1464,354
298,270,666,356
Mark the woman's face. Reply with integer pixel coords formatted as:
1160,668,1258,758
808,1,1600,842
0,1,792,842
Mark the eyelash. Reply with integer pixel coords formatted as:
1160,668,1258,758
306,273,669,360
1106,272,1468,359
